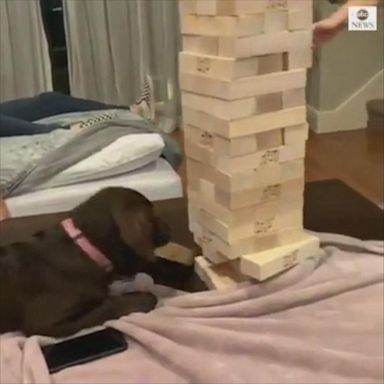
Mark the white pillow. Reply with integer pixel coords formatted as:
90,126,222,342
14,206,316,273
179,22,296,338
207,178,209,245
43,133,165,188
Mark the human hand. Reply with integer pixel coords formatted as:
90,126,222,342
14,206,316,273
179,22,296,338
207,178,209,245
313,7,349,46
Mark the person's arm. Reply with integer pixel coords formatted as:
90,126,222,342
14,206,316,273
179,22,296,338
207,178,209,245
313,0,381,46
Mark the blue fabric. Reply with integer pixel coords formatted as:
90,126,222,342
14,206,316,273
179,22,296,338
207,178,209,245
0,92,124,121
0,92,126,137
0,115,57,137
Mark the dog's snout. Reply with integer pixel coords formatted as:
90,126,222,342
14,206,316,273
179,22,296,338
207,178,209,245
153,219,171,246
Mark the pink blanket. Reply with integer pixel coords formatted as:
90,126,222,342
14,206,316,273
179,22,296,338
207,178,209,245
1,233,383,384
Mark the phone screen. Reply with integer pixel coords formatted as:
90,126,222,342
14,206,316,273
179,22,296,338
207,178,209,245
42,328,128,374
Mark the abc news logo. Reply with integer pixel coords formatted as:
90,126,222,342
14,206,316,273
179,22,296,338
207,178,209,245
348,6,377,31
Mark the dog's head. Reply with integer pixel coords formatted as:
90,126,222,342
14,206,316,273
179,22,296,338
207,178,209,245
72,188,170,273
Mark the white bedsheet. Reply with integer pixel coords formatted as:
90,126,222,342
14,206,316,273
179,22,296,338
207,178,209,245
6,159,182,218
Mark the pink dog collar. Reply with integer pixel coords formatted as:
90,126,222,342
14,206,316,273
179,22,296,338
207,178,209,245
61,218,113,272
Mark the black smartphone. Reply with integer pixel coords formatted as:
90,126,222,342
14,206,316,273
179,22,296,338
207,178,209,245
41,327,128,374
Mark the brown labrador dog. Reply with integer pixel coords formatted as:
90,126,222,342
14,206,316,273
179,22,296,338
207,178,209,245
0,187,171,337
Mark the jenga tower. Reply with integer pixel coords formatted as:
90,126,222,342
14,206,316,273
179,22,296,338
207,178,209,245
179,0,320,289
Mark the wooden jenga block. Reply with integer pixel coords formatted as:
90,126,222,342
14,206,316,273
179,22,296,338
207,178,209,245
219,32,285,58
200,178,216,199
222,163,285,193
188,201,273,248
217,0,269,15
287,30,312,52
180,14,264,37
215,147,280,174
284,123,309,143
184,124,259,159
179,0,197,14
256,129,283,150
183,35,219,55
203,244,229,265
155,242,195,266
240,233,320,281
279,141,306,162
180,0,271,16
184,128,211,153
188,188,258,226
187,202,199,230
274,209,303,229
191,218,204,244
182,105,306,138
195,256,247,289
264,8,288,33
257,92,283,114
287,0,312,10
231,68,306,101
195,0,216,15
219,30,311,58
186,141,288,181
196,197,304,244
184,124,213,149
215,177,303,209
179,52,259,80
198,0,269,16
199,226,307,261
288,8,313,31
281,159,305,181
186,157,203,191
179,69,306,100
282,88,306,108
181,91,256,120
198,209,254,243
268,0,288,9
188,187,302,231
184,140,212,168
228,106,306,138
287,49,313,69
257,53,285,75
214,134,258,157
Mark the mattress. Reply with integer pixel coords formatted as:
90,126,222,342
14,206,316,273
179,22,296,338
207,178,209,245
6,159,182,218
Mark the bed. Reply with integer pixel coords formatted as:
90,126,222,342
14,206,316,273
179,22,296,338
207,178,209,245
6,158,182,218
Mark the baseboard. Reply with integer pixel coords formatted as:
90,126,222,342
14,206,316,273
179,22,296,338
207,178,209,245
307,70,384,133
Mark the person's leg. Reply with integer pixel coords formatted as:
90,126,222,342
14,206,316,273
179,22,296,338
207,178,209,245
0,77,154,123
0,115,58,137
0,92,127,122
130,75,155,121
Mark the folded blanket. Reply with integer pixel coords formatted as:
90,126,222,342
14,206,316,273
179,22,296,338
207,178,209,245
35,109,182,174
35,133,164,189
1,110,182,197
1,233,383,384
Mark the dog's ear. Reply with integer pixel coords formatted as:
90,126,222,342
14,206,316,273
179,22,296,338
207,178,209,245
112,207,155,261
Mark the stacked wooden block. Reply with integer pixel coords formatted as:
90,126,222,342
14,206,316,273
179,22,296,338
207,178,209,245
179,0,320,289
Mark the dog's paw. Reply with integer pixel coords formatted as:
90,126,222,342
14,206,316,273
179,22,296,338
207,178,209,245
121,292,158,314
136,292,158,312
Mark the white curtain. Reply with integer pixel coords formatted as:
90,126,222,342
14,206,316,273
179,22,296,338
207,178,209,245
63,0,180,132
0,0,52,102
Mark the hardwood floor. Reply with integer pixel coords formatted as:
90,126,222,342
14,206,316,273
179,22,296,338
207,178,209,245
305,130,383,206
173,129,383,207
